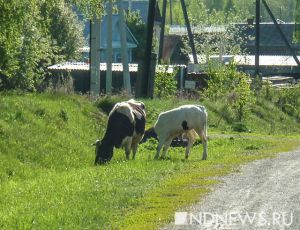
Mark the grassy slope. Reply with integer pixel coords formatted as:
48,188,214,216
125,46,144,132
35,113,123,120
0,93,299,229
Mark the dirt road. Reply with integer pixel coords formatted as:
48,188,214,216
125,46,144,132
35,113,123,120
164,148,300,229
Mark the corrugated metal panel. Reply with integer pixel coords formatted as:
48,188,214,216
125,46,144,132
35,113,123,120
189,55,300,66
48,62,187,73
48,62,138,72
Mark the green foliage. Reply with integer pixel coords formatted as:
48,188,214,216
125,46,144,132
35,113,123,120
125,10,146,61
232,121,250,132
250,75,264,95
0,0,84,91
154,67,178,98
224,0,236,13
95,95,130,114
69,0,105,19
204,62,254,122
276,84,300,120
160,0,297,25
58,109,69,122
294,0,300,43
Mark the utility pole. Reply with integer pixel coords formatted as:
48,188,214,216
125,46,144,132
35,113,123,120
106,0,113,93
117,0,131,93
262,0,300,66
158,0,167,63
136,0,156,98
180,0,198,64
169,0,173,25
255,0,260,77
90,17,101,95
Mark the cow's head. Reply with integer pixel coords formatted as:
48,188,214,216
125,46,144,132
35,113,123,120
94,139,114,165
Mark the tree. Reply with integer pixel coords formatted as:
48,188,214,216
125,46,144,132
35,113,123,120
125,10,147,61
0,0,85,91
224,0,235,13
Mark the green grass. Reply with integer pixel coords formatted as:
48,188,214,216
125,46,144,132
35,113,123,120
0,93,300,229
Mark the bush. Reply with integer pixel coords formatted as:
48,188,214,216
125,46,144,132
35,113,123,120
276,84,300,120
232,122,250,132
95,95,130,114
0,0,84,91
154,67,178,98
204,62,254,121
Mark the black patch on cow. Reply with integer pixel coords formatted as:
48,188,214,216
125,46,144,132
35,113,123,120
108,111,134,148
94,139,114,164
182,120,189,130
95,111,134,164
134,112,146,135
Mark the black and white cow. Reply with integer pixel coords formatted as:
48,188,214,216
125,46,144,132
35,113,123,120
153,104,208,160
94,99,146,165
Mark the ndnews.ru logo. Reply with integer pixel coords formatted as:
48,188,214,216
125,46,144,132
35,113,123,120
174,211,293,227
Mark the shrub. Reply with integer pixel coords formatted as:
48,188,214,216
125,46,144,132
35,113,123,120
204,62,254,121
232,122,250,132
154,67,178,98
95,95,129,114
276,84,300,120
0,1,84,91
58,109,68,122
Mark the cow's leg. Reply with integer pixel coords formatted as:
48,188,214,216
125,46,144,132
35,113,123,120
125,147,130,160
196,128,208,160
185,139,194,159
185,130,197,159
154,136,166,159
131,135,143,160
161,137,173,159
123,137,132,160
132,142,138,160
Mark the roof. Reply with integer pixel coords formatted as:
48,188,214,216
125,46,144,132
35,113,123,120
236,23,300,47
169,25,226,35
188,54,300,66
162,35,181,60
78,14,138,49
48,62,186,73
100,15,138,49
154,1,162,24
48,62,138,72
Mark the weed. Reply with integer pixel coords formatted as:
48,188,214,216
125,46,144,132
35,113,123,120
58,109,68,122
35,108,46,117
232,122,250,132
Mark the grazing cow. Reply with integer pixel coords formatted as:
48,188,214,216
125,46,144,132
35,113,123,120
94,99,146,165
153,105,208,160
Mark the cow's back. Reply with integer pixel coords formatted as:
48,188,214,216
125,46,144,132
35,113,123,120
154,105,206,136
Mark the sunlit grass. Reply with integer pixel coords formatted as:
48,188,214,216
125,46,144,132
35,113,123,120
0,93,299,229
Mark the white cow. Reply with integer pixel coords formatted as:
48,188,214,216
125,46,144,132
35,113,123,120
154,105,208,160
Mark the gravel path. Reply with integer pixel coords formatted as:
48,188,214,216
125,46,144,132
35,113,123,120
163,148,300,230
